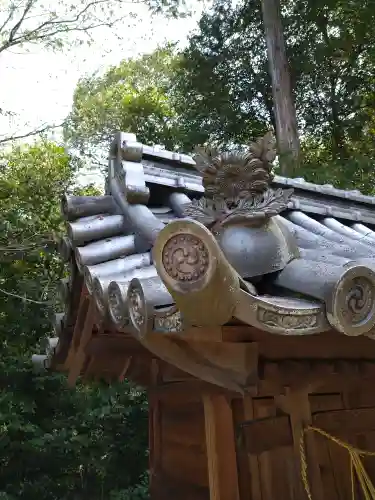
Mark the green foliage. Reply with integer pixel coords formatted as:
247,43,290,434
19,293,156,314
0,141,149,499
65,45,184,156
0,141,75,350
172,0,272,149
171,0,375,185
299,136,375,194
0,141,74,244
0,365,148,499
285,0,375,155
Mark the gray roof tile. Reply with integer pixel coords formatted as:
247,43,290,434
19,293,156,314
33,136,375,372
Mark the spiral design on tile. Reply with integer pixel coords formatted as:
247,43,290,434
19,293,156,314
345,277,373,324
93,278,106,315
107,282,129,327
128,285,145,333
327,265,375,336
162,233,209,283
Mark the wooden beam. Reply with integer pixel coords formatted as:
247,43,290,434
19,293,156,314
125,356,153,387
150,380,239,402
150,472,209,500
203,395,240,500
183,340,259,387
81,357,97,382
67,298,96,386
257,360,375,397
278,390,324,499
81,355,130,383
139,333,258,393
63,288,90,370
257,334,375,360
171,326,225,342
232,397,262,500
85,334,152,358
118,356,132,381
68,287,89,346
313,407,375,435
220,326,375,359
239,414,292,454
52,328,73,367
160,361,196,382
239,406,375,455
65,265,84,328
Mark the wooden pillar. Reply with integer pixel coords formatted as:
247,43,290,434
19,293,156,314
149,360,163,498
277,389,324,500
203,394,240,500
232,396,262,500
261,0,300,175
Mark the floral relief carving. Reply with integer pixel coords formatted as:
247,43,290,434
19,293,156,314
257,307,319,331
154,310,183,333
183,132,293,229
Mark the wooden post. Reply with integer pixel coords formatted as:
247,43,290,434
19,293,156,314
203,394,240,500
277,389,324,499
261,0,300,175
149,360,163,499
233,396,262,500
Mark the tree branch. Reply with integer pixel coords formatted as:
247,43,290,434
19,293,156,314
0,287,53,304
0,1,17,33
7,0,34,46
0,0,141,54
0,121,64,145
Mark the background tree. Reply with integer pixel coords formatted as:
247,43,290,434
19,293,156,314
171,0,272,150
287,0,375,155
65,45,184,163
171,0,375,188
0,141,149,499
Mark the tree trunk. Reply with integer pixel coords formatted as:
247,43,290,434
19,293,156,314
261,0,300,175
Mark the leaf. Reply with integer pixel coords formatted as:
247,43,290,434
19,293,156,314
183,197,217,226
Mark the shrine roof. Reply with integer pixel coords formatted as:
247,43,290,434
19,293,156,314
33,132,375,378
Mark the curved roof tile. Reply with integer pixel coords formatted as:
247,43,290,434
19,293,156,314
32,132,375,382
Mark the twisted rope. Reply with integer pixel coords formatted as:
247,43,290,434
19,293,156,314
300,425,375,500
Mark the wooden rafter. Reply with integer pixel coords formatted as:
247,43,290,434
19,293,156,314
67,294,96,386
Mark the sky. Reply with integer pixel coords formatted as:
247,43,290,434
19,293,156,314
0,1,205,148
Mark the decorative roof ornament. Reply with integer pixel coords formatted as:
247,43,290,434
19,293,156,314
183,132,294,228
